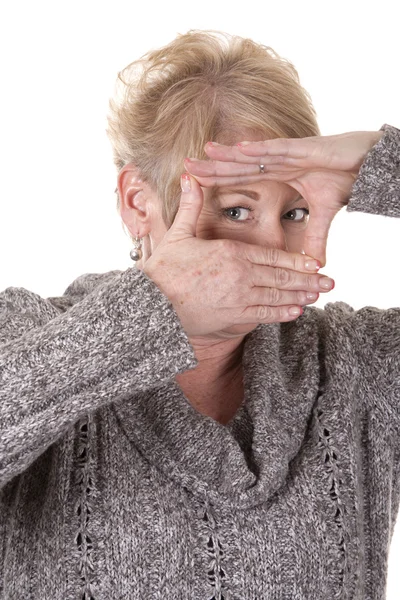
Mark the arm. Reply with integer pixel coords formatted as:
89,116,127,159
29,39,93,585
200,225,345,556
347,124,400,217
184,125,393,266
184,123,400,410
332,124,400,419
0,267,197,488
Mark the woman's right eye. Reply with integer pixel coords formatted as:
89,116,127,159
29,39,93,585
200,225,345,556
222,206,253,221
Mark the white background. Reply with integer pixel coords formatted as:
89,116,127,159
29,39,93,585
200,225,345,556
0,0,399,595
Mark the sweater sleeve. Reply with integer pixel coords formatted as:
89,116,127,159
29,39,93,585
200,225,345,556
341,123,400,420
0,267,197,488
347,123,400,217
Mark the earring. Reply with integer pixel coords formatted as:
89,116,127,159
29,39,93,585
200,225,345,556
129,235,143,262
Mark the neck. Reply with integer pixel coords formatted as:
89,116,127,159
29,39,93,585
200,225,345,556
175,336,246,424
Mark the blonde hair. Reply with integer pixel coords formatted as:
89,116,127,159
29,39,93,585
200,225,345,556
107,30,320,233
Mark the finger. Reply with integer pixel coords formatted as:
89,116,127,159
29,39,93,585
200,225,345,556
249,263,334,293
235,137,317,159
236,245,322,274
186,170,305,188
249,287,320,306
185,157,261,178
204,142,258,163
302,207,336,268
239,304,305,324
204,142,300,165
203,139,313,163
168,174,204,240
185,157,301,178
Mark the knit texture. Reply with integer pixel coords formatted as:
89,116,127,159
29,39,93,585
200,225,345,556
0,124,399,599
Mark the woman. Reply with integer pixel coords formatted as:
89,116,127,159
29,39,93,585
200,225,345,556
0,30,398,600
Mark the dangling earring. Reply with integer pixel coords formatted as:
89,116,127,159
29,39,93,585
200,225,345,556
129,235,143,262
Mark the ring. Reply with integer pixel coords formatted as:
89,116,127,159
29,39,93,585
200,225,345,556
259,164,265,174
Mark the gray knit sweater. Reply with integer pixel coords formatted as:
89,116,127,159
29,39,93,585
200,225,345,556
0,124,399,600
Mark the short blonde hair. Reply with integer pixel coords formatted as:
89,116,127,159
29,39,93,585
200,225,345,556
107,30,320,232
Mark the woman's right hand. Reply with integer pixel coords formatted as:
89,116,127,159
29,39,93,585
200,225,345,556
142,174,334,339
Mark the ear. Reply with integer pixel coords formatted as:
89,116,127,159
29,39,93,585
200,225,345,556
117,164,155,238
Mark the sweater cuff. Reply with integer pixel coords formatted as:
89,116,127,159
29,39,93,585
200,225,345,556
98,266,198,379
347,124,400,218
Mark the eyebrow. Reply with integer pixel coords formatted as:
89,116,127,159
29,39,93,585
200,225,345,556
211,187,302,202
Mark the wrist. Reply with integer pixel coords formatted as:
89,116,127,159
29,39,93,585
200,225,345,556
370,130,385,149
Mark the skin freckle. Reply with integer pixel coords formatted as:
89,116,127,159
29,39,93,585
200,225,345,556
210,268,221,277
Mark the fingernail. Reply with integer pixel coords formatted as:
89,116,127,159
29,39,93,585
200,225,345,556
207,141,220,146
306,292,319,301
289,306,303,316
180,173,191,193
305,259,321,271
185,157,200,162
319,277,335,290
237,141,251,146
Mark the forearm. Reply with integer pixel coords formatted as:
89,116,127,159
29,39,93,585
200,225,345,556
347,124,400,217
0,267,197,488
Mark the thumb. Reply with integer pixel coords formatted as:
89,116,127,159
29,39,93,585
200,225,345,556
168,174,204,240
302,207,335,268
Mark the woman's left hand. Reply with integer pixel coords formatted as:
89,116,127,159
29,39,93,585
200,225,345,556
184,130,384,266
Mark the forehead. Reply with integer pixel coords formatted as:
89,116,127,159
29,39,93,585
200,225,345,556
215,128,273,146
208,180,302,203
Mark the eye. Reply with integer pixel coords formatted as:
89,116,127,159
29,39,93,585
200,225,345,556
222,206,253,222
282,208,309,222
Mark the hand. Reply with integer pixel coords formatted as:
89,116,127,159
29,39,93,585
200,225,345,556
184,130,384,266
143,174,335,341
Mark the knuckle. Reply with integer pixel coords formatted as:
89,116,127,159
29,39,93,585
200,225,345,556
256,305,272,321
209,160,218,176
298,291,307,304
293,254,304,271
269,287,282,306
267,247,280,267
178,195,193,208
281,139,290,155
275,267,291,287
305,275,316,289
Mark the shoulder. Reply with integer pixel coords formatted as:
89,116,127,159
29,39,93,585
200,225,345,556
54,269,123,309
283,301,399,363
0,269,124,343
1,269,123,311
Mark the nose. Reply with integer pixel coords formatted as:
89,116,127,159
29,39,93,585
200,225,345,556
259,226,288,253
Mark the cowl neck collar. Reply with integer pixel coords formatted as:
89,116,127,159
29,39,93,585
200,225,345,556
113,317,322,510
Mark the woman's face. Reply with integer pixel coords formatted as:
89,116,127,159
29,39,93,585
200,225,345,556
196,179,309,254
199,180,309,336
139,176,309,338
